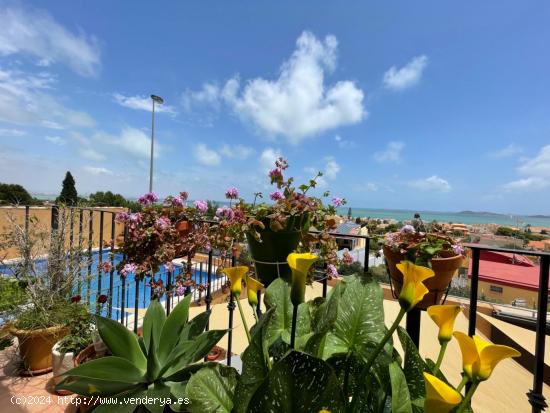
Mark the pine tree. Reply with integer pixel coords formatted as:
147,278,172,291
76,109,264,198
57,171,78,205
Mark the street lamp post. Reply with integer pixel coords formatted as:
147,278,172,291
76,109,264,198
149,94,164,193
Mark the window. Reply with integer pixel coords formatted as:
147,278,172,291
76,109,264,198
490,285,503,293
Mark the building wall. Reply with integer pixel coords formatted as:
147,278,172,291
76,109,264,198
0,206,127,260
475,279,540,308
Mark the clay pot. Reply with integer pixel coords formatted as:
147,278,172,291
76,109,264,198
383,245,463,310
10,325,69,374
207,345,226,361
73,344,101,412
175,219,190,236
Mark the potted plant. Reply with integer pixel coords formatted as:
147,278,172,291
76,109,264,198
210,157,343,286
1,210,89,374
52,299,92,393
383,224,465,309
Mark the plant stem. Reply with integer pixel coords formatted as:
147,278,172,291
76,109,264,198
363,308,406,373
290,304,299,348
432,341,448,376
236,298,251,344
456,382,479,413
342,352,352,402
456,375,469,392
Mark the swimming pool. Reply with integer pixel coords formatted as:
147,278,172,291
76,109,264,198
0,251,224,320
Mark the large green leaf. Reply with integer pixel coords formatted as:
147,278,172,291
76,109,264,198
158,294,192,363
389,362,413,413
247,350,346,413
97,315,147,370
180,310,211,341
57,356,146,384
142,299,166,354
397,326,429,402
186,364,238,413
232,309,274,413
263,278,293,346
146,328,160,381
322,276,386,359
143,382,172,413
312,281,341,334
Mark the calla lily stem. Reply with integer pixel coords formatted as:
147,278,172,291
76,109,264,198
433,341,448,376
290,304,299,348
363,308,406,373
235,296,251,344
456,382,479,413
457,375,469,392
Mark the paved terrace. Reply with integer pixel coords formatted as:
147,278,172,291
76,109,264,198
1,282,548,413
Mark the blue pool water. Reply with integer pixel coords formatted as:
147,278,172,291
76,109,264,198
0,251,219,320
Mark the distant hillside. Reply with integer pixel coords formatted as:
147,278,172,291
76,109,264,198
457,210,504,217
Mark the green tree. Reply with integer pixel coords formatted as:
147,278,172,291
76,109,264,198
0,183,35,205
88,191,128,207
57,171,78,205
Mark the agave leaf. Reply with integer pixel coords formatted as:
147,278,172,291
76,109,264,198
179,310,210,341
92,388,148,413
96,316,147,370
186,364,238,413
57,356,146,384
143,382,172,413
143,299,166,354
56,376,145,397
158,294,192,363
146,328,160,381
389,362,413,413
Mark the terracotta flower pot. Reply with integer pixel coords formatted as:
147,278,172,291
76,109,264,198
73,344,101,413
175,219,190,236
10,325,69,374
383,245,463,310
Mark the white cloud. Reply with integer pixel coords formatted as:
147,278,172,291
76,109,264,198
502,144,550,191
0,5,100,77
202,31,365,143
79,147,105,161
354,182,379,192
95,127,161,160
0,128,26,136
220,144,254,159
45,135,66,145
194,143,221,166
410,175,452,192
502,177,548,191
334,134,356,149
374,141,405,163
383,55,428,91
324,157,340,180
83,166,113,176
0,68,95,128
259,147,282,172
489,143,523,158
113,94,176,114
182,83,222,111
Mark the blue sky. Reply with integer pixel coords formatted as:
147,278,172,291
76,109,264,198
1,1,549,214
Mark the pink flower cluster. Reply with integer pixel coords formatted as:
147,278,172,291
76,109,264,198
194,200,208,213
270,191,284,201
225,187,239,200
400,225,415,234
155,217,170,230
452,244,465,255
216,206,235,220
331,197,344,207
120,263,137,277
342,251,354,265
327,264,339,278
164,262,175,272
100,261,113,273
138,192,159,206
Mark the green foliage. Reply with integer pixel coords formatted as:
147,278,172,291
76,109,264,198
337,261,364,276
0,278,26,312
88,191,129,207
15,301,77,330
0,183,36,205
56,296,226,412
496,226,546,242
57,304,93,354
57,171,78,205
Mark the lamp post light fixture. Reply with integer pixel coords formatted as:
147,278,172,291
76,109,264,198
149,94,164,192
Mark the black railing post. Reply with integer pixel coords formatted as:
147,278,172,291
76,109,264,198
97,211,104,312
406,308,421,348
205,250,213,331
226,254,237,366
51,205,59,232
528,255,549,413
364,236,370,273
24,205,29,238
69,208,74,250
166,270,172,316
468,248,480,337
108,213,115,319
87,210,93,305
134,278,140,333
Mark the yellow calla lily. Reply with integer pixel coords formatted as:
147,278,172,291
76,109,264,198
220,266,249,297
427,305,462,343
287,252,317,306
423,372,462,413
246,275,264,307
453,332,521,381
396,260,435,311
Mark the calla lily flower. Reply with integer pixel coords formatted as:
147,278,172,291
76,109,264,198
220,266,249,297
427,305,462,344
287,252,317,306
423,372,462,413
396,260,435,311
453,332,521,381
246,275,264,307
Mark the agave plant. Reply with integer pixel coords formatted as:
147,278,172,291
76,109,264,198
56,294,226,412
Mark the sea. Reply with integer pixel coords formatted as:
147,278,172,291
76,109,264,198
336,207,550,228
